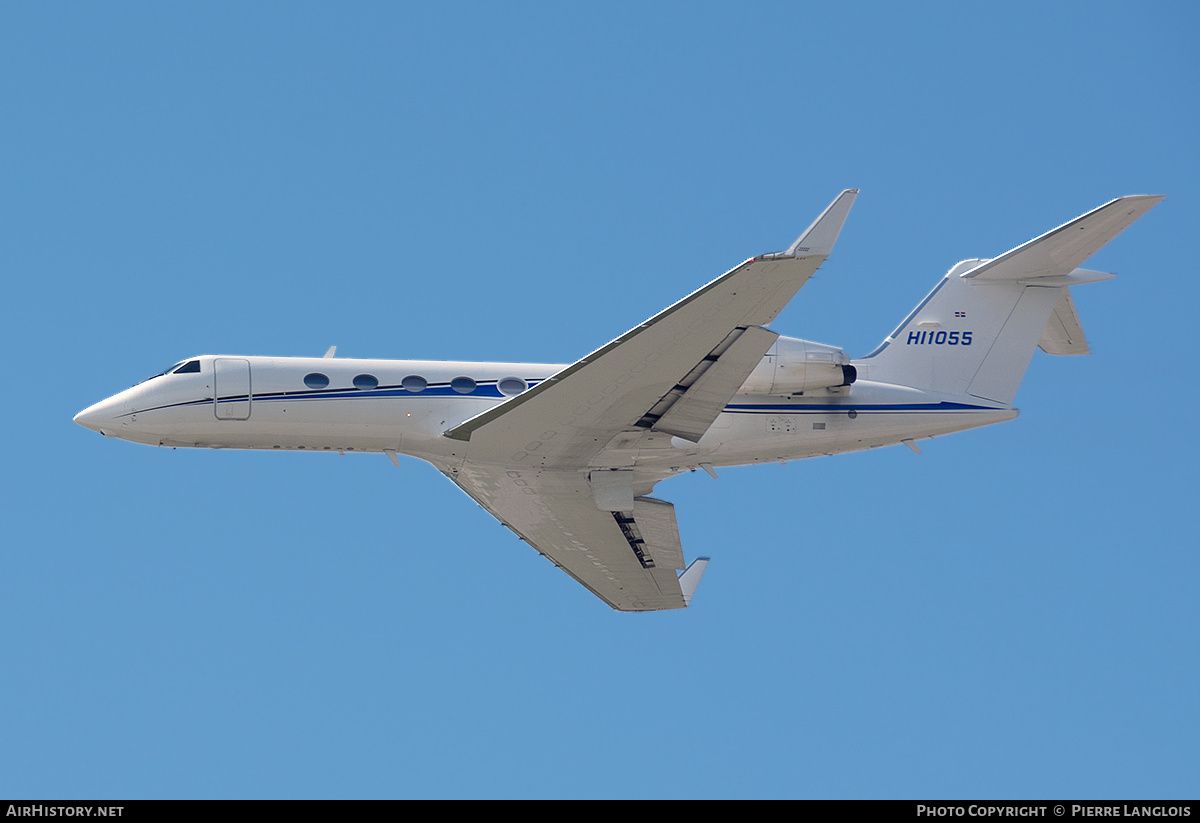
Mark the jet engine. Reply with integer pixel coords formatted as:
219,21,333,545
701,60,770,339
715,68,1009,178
739,336,856,395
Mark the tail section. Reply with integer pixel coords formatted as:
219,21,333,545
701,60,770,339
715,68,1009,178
856,262,1067,404
856,195,1163,405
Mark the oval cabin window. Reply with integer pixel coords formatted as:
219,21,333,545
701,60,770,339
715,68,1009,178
498,377,527,396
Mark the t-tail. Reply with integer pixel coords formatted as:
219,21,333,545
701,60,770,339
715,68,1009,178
855,195,1163,405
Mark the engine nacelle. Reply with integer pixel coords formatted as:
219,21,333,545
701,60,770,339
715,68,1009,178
739,336,856,395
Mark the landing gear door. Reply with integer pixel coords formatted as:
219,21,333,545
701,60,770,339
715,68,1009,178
214,358,252,420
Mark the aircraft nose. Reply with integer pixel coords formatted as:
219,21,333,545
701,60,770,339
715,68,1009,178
74,397,122,436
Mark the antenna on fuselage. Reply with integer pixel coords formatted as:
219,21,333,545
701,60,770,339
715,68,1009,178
323,346,337,358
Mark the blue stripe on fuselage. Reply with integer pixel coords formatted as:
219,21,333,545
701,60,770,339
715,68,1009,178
123,386,999,421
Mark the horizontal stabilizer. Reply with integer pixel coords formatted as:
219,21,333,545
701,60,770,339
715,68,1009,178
961,195,1163,282
1038,287,1091,355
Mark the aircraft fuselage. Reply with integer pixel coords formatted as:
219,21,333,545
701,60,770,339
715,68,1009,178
74,354,1015,477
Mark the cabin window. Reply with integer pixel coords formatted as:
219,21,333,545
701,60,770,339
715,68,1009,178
451,376,476,394
304,373,330,389
498,377,527,396
401,375,427,393
173,360,201,374
353,374,378,390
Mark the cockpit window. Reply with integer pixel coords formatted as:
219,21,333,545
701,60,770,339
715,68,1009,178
173,360,201,374
140,359,189,384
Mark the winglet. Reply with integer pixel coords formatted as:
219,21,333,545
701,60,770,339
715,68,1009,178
784,189,859,257
678,557,710,606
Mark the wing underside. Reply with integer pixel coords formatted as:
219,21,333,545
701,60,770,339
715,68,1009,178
450,464,702,611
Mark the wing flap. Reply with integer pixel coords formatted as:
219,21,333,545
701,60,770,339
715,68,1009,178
648,325,778,442
620,496,685,571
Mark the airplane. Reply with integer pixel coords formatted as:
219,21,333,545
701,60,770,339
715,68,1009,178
74,191,1163,612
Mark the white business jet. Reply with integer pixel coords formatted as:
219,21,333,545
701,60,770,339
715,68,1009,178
75,191,1162,611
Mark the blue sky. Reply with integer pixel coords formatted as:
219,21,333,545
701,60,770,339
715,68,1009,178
3,1,1197,799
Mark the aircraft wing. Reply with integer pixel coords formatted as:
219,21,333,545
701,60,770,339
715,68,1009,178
441,190,858,609
445,189,858,466
449,463,708,611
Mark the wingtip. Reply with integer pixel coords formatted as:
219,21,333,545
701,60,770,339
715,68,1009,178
1108,193,1166,214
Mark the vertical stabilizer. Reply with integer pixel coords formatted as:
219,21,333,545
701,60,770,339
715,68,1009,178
855,263,1058,404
